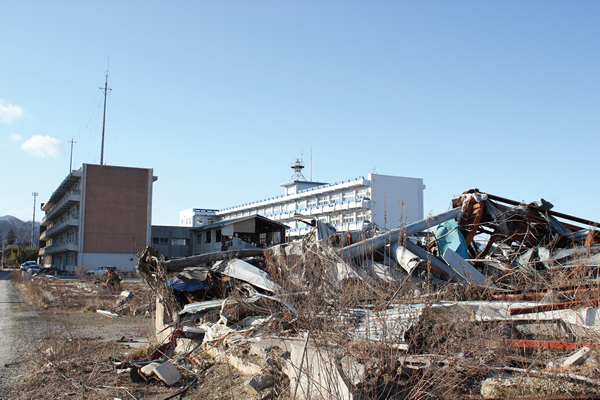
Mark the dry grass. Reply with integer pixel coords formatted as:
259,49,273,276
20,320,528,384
260,239,600,399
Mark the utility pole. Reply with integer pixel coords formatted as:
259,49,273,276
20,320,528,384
100,68,111,165
68,138,77,172
32,192,38,248
1,237,6,268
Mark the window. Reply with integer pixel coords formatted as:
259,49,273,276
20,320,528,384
196,233,202,244
205,231,212,243
357,189,369,200
307,199,317,207
196,217,203,225
318,197,329,206
330,194,340,203
273,205,281,213
343,191,355,202
216,230,222,243
331,214,342,224
207,217,214,224
171,238,187,246
343,212,355,223
357,210,370,222
296,200,306,209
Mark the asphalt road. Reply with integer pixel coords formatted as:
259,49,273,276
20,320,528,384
0,270,50,399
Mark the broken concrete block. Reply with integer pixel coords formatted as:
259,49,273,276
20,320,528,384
153,361,181,386
207,347,263,375
120,290,133,300
480,374,519,398
249,338,287,358
562,346,591,367
245,373,273,395
288,342,353,400
340,355,366,386
174,337,199,356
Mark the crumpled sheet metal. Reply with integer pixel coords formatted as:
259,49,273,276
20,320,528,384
390,241,421,274
429,301,600,332
442,248,491,286
360,258,406,283
515,245,600,270
345,304,427,346
212,259,281,293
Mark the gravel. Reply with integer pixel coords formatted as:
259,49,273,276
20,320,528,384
0,271,67,399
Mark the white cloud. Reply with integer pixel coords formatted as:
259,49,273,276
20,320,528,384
21,135,63,158
9,133,22,142
0,100,24,123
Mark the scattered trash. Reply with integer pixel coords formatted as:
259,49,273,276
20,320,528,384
131,189,600,399
96,309,119,318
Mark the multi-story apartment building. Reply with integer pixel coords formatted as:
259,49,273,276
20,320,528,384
181,173,424,239
38,164,157,273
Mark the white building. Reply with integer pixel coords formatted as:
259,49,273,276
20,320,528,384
179,208,219,228
181,173,424,238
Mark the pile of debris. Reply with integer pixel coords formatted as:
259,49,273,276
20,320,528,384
135,189,600,399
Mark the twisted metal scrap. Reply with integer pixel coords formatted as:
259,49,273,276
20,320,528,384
137,245,181,320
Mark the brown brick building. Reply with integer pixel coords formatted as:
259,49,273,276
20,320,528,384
38,164,157,273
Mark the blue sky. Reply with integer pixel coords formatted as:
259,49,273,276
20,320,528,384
1,1,599,226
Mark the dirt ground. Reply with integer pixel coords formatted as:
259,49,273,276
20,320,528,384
10,272,261,400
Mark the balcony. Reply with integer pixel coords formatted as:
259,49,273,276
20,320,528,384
41,190,81,225
39,242,79,255
40,216,79,239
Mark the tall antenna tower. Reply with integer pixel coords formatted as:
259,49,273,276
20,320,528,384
32,192,38,248
100,63,112,165
290,152,307,181
68,138,77,172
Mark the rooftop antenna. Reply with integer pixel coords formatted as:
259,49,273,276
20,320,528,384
290,152,307,181
100,59,112,165
68,137,77,172
32,192,38,249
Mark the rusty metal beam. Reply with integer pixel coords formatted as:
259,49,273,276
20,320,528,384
507,339,598,350
485,193,600,228
493,286,600,301
509,298,600,316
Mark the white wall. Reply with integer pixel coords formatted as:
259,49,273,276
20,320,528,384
370,174,424,230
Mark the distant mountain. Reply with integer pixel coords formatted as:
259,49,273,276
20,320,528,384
0,215,20,222
0,215,22,231
0,216,40,239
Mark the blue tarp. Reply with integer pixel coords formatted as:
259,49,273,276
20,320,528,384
435,204,469,259
168,279,211,292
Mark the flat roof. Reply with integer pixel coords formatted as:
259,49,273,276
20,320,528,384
42,169,83,211
190,215,289,232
